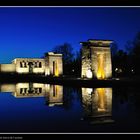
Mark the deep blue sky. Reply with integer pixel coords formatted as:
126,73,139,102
0,7,140,63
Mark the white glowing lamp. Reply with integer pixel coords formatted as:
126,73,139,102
86,69,92,78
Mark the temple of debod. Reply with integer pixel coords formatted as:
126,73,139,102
0,39,113,80
81,39,113,79
0,52,63,76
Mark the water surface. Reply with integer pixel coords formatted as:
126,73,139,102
0,83,140,133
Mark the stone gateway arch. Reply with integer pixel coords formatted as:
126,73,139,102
81,39,113,79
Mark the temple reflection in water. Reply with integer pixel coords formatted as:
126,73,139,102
81,87,114,124
45,84,63,106
0,83,63,107
0,83,114,124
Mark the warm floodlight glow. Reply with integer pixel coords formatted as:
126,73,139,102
86,69,92,78
53,60,59,77
97,54,105,79
97,88,106,112
55,60,59,76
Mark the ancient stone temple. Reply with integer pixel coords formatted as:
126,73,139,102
81,39,113,79
45,52,63,76
12,58,46,74
0,52,63,76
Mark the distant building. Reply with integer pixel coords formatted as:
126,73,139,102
12,58,46,74
0,52,63,76
81,39,113,79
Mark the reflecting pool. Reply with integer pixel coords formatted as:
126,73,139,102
0,83,140,133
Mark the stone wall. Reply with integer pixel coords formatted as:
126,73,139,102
81,40,112,79
91,47,112,79
0,64,16,73
45,53,63,76
12,58,46,74
81,46,92,78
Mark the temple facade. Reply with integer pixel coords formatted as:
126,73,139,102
81,39,113,79
0,52,63,76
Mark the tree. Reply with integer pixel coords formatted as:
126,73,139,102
110,42,118,57
72,49,82,77
112,49,129,77
52,43,74,65
52,43,74,76
125,40,134,55
133,32,140,54
131,32,140,75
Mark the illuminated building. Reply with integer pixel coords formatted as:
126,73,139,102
0,52,63,76
81,39,112,79
45,52,63,76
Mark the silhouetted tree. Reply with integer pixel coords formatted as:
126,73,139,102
111,42,118,76
111,39,136,77
133,32,140,55
123,32,140,75
72,49,82,77
52,43,74,76
110,42,118,57
131,32,140,75
53,43,74,65
112,49,129,77
125,40,134,55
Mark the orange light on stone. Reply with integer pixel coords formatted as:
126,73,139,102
55,60,59,77
97,54,105,79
